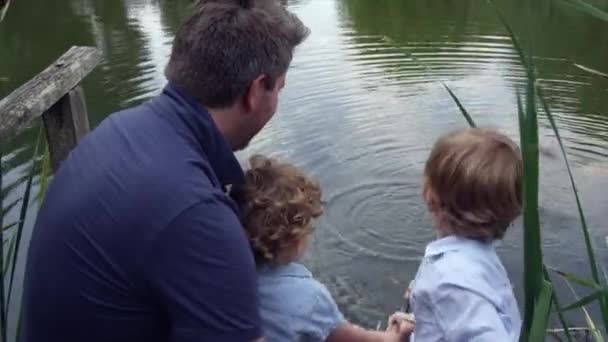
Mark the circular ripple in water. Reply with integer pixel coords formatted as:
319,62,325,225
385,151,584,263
321,179,431,262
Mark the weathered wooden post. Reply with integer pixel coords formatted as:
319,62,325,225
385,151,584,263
0,46,102,171
42,86,91,170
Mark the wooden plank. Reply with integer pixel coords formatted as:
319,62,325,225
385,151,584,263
42,86,90,171
0,46,101,144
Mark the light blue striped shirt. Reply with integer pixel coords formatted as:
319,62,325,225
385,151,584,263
411,236,521,342
257,263,345,342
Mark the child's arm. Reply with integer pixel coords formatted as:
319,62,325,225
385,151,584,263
326,322,409,342
301,281,413,342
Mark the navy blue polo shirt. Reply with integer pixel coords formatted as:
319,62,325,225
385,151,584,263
21,84,262,342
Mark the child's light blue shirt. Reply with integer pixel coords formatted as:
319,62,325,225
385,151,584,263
257,262,345,342
411,236,521,342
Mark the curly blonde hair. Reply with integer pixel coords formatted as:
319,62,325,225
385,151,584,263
424,128,523,242
231,155,323,266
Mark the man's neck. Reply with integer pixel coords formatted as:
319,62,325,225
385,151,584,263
208,106,239,151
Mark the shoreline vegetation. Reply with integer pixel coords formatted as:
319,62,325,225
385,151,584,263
443,1,608,341
2,0,608,341
0,0,10,23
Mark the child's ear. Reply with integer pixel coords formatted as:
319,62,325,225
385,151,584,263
422,179,440,213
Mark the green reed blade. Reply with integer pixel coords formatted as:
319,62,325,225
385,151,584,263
583,307,605,341
520,94,543,341
1,198,21,218
562,277,606,341
489,4,545,338
516,67,544,342
529,280,553,342
442,83,476,128
6,126,43,311
574,63,608,78
3,233,16,278
538,88,608,332
1,223,20,232
515,70,538,341
487,0,528,68
0,144,6,342
556,0,608,22
1,178,27,202
549,266,602,290
538,90,600,283
561,291,607,312
38,146,50,209
517,91,525,146
15,308,22,342
551,289,575,341
0,0,9,22
545,266,574,342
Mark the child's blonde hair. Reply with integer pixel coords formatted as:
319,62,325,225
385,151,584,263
423,128,523,242
231,155,323,266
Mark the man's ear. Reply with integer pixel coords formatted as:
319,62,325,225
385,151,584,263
243,74,268,113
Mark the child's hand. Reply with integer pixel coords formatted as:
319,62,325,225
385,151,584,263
404,280,414,302
386,312,415,342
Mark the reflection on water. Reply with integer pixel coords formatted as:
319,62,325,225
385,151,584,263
1,0,608,327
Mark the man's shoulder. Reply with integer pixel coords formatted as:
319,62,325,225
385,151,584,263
52,103,224,233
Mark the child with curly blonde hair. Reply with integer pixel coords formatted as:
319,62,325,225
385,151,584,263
409,128,523,341
231,155,413,342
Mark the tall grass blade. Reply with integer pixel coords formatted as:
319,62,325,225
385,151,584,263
517,91,525,144
537,88,608,330
561,290,606,312
487,0,527,67
549,266,602,290
517,56,544,342
0,0,9,22
38,146,50,209
504,11,547,339
1,198,21,218
556,0,608,22
562,277,605,341
3,234,16,278
516,83,542,340
529,280,553,342
584,308,605,342
574,63,608,78
488,3,548,339
0,144,6,342
1,178,26,202
552,292,574,342
442,83,476,128
1,223,20,232
7,126,43,310
545,267,574,342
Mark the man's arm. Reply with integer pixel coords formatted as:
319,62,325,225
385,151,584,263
148,196,262,342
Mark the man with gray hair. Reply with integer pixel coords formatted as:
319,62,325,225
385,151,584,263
21,1,309,341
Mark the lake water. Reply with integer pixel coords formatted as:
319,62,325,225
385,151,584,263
2,0,608,329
